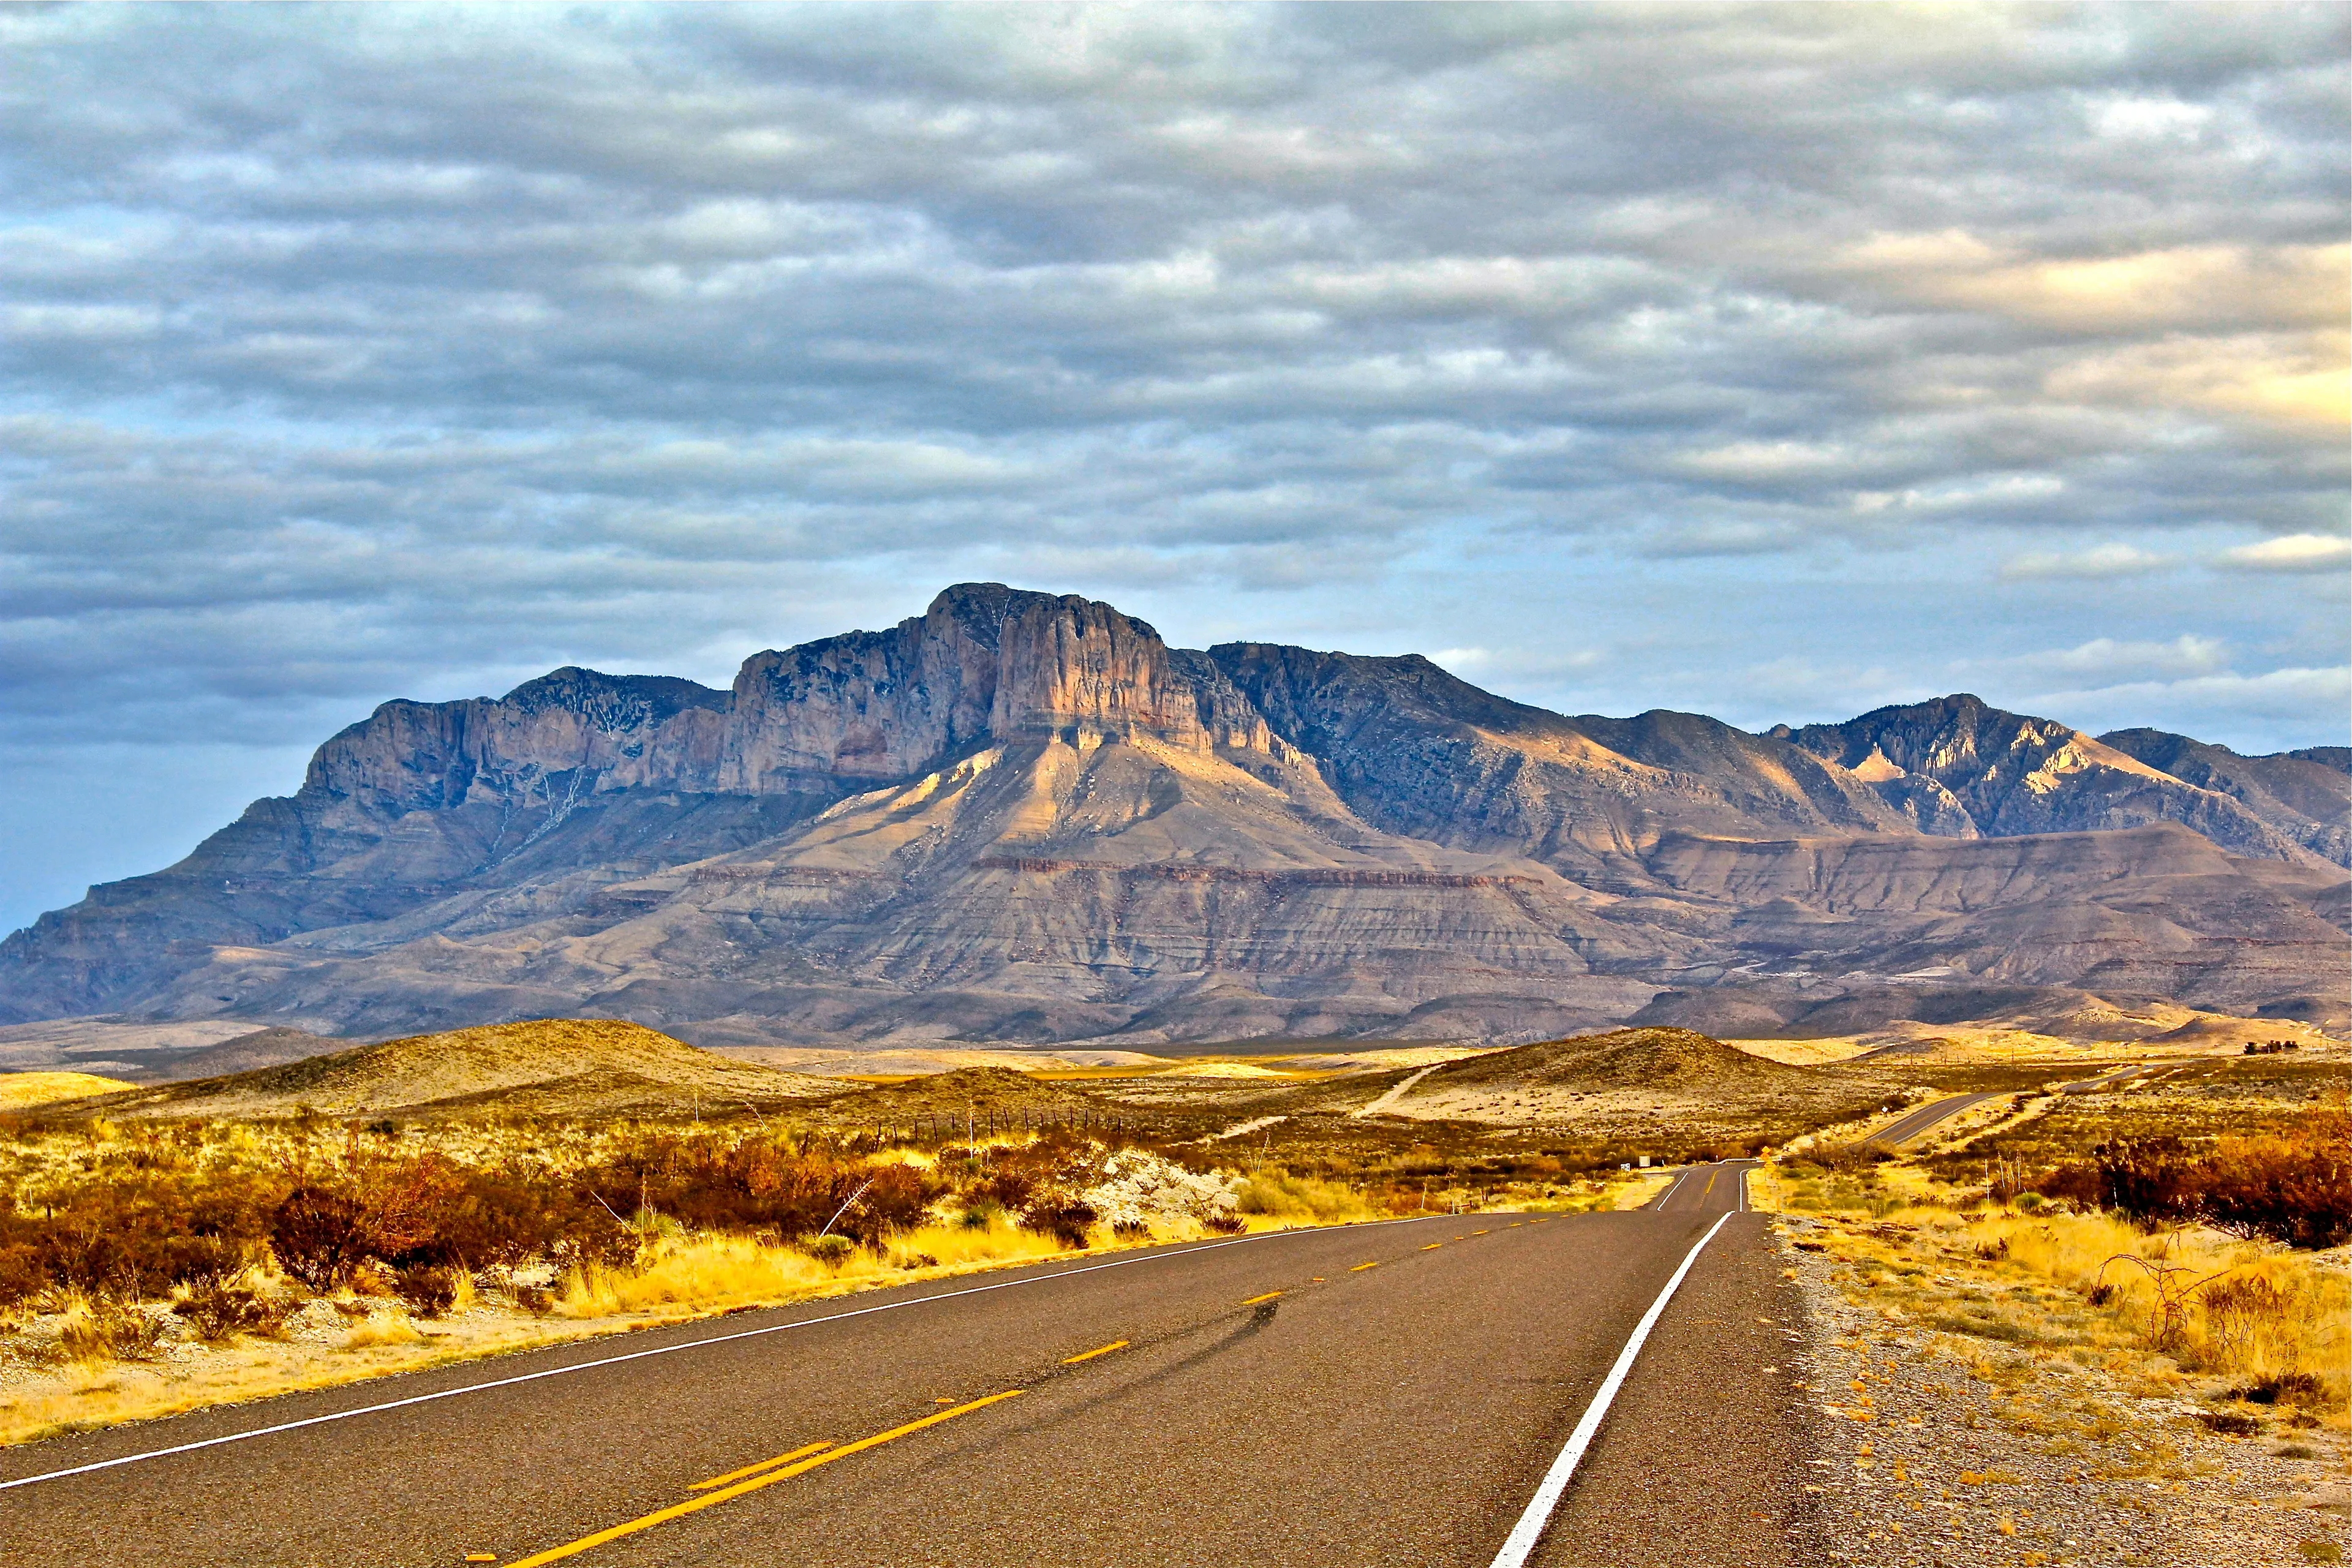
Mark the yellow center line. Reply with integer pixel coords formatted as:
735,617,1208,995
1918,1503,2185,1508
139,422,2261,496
1703,1172,1718,1197
1060,1339,1128,1365
503,1390,1025,1568
1350,1261,1379,1272
1472,1229,1490,1235
1420,1243,1442,1250
689,1440,833,1491
1508,1222,1523,1227
1240,1290,1283,1305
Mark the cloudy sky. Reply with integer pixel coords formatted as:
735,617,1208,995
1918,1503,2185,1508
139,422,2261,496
3,1,2346,934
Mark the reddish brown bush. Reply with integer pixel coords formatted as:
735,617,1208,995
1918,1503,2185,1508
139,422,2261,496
270,1186,368,1291
583,1134,941,1245
1018,1192,1098,1249
2034,1123,2351,1248
0,1169,273,1305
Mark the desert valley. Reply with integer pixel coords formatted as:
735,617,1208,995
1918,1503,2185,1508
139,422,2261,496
1,586,2345,1567
4,7,2346,1565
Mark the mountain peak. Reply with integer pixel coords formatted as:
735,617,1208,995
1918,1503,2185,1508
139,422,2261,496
2,592,2342,1040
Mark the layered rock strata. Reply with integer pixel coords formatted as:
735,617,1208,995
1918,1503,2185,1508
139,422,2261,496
2,585,2343,1042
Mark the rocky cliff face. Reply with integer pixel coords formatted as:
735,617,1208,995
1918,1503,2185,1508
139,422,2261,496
717,585,1248,792
1776,695,2325,865
2097,728,2351,867
2,587,2343,1040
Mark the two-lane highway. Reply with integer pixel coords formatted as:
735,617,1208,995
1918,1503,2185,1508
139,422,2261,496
1866,1061,2156,1147
0,1163,1820,1568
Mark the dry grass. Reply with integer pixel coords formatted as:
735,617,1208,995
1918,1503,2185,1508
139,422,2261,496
1765,1166,2350,1428
553,1215,1152,1318
341,1316,425,1349
1233,1172,1383,1224
0,1071,137,1110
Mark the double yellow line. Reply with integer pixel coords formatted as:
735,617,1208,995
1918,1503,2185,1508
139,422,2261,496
504,1392,1025,1568
501,1219,1547,1564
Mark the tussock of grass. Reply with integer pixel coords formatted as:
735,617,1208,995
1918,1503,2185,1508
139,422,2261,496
342,1316,424,1349
1234,1171,1382,1223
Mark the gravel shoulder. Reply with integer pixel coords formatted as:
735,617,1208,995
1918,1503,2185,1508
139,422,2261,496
1781,1214,2350,1567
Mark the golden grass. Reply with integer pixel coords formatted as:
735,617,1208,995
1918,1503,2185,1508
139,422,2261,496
342,1316,425,1349
0,1071,137,1109
554,1218,1101,1317
1770,1171,2349,1414
1233,1171,1382,1223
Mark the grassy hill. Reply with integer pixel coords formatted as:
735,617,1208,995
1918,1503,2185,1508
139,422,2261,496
1424,1027,1811,1094
804,1066,1115,1132
0,1070,138,1110
62,1019,840,1121
1382,1026,1888,1145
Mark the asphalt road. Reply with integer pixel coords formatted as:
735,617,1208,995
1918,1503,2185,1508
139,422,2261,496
0,1161,1821,1568
1866,1061,2154,1147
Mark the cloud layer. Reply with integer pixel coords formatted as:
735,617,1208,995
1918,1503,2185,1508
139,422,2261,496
2,2,2346,930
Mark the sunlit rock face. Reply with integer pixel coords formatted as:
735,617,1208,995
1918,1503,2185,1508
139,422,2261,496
719,584,1243,792
2,587,2345,1041
1776,695,2336,865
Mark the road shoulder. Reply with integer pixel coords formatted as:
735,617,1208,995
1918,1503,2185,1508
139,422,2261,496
1531,1212,1831,1568
1784,1213,2350,1567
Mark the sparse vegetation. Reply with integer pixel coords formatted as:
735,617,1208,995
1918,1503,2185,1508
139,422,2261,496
4,1017,2340,1474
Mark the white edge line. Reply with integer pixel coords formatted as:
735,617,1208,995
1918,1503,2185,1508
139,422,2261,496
1,1213,1447,1493
1487,1210,1735,1568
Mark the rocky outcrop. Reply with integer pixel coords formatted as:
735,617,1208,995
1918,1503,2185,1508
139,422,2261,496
1,588,2344,1040
717,585,1245,791
2098,728,2351,867
1776,695,2321,864
1208,643,1912,874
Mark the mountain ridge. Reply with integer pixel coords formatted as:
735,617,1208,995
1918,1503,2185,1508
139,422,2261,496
3,584,2343,1044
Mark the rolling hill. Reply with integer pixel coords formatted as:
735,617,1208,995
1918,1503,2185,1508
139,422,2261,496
64,1019,840,1121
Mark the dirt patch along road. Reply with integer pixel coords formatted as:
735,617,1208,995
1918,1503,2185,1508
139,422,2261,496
1,1168,1821,1567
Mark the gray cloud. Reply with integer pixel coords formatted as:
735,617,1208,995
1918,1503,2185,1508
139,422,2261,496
1,1,2346,932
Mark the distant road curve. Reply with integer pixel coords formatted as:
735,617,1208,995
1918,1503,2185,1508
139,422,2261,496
1865,1062,2154,1148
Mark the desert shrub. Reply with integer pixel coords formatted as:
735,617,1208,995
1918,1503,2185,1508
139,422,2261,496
1235,1172,1377,1224
270,1186,369,1291
1799,1142,1892,1174
173,1278,291,1343
59,1298,165,1362
1200,1211,1247,1235
802,1234,855,1266
2231,1372,2326,1407
410,1165,628,1270
390,1264,461,1318
2034,1126,2351,1248
971,1167,1038,1212
0,1169,275,1305
585,1136,941,1245
1018,1193,1098,1250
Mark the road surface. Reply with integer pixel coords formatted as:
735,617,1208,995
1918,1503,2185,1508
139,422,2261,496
1866,1061,2154,1147
0,1162,1820,1568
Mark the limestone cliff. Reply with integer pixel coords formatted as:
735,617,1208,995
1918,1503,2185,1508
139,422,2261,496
1,588,2343,1040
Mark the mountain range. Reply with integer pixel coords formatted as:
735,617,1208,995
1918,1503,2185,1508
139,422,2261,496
3,583,2344,1046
